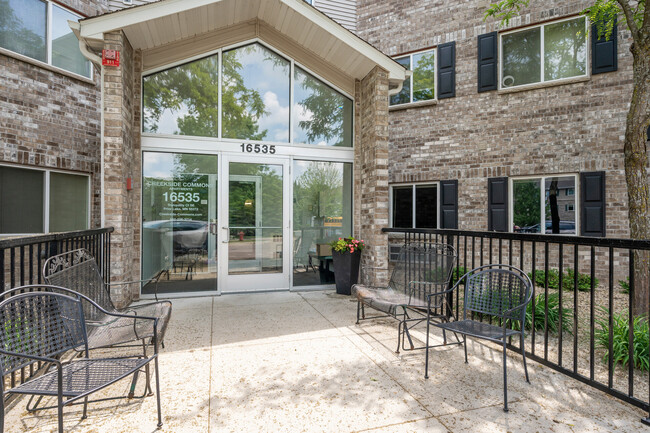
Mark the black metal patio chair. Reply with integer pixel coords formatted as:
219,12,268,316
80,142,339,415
353,243,459,353
425,264,533,412
0,290,162,433
42,248,172,350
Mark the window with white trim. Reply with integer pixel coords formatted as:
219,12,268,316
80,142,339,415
511,175,577,234
391,184,438,228
0,0,91,78
0,166,90,234
500,16,587,89
390,49,436,105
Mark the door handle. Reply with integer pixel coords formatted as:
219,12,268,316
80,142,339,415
221,227,229,243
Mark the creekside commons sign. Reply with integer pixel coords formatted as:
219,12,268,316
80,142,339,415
144,176,210,221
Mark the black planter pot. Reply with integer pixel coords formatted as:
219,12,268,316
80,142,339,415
332,250,361,295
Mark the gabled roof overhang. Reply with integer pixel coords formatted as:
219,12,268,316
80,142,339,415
77,0,406,93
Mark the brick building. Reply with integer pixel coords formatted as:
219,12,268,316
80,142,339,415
0,0,639,305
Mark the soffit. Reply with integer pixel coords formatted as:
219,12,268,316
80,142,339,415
79,0,405,85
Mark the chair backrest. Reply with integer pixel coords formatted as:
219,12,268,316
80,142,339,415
388,243,457,299
43,249,116,319
0,291,87,376
462,265,532,321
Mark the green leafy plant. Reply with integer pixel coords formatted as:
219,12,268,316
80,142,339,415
528,269,597,292
596,308,650,372
619,277,630,294
511,293,573,334
330,237,365,254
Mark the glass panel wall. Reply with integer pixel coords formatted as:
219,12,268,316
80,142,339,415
293,161,352,286
228,162,283,274
222,43,290,142
142,152,218,294
293,67,353,147
49,172,89,232
142,42,354,147
143,54,220,136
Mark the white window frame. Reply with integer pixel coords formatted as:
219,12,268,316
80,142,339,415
0,0,91,79
390,48,437,106
499,16,589,90
508,174,580,235
141,38,354,149
0,164,91,236
389,182,440,229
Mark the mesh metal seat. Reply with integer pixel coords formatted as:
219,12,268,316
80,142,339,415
0,290,162,433
425,264,533,412
353,243,458,353
42,249,172,350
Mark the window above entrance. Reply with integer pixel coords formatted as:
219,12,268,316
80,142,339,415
142,42,353,148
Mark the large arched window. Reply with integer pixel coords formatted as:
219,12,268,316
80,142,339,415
142,42,353,147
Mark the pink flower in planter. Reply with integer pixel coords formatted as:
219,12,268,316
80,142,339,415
350,248,355,253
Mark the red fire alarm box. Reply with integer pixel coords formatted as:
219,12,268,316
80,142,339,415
102,49,120,67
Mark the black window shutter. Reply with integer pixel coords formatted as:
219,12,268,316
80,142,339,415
440,180,458,229
438,41,456,99
488,177,508,232
580,172,606,237
592,20,617,74
477,32,498,92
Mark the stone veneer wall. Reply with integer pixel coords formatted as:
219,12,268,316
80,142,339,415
354,66,390,287
356,0,633,238
102,31,142,307
0,0,108,231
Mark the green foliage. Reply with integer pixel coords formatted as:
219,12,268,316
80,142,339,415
511,292,573,333
293,162,344,227
484,0,531,26
596,308,650,372
619,277,630,294
330,237,364,253
451,266,468,286
528,268,597,291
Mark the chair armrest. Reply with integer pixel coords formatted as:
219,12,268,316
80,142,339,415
0,348,60,368
106,278,156,287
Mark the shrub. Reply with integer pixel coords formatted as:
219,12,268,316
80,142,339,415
528,268,597,292
450,266,467,286
511,292,573,334
595,308,650,372
619,277,630,294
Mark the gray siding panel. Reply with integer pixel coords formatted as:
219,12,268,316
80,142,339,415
315,0,357,31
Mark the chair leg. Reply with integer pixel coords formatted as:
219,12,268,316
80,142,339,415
425,312,431,379
154,357,163,428
58,393,64,433
503,339,509,412
1,391,5,433
81,397,88,420
396,320,402,354
463,335,468,363
356,301,361,325
521,333,530,384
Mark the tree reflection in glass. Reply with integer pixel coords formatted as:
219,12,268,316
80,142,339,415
222,43,290,142
544,18,587,81
502,28,541,87
413,51,435,101
143,54,220,136
513,179,541,232
293,67,353,147
0,0,47,62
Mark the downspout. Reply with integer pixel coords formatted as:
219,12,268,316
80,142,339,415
70,21,105,227
388,70,411,96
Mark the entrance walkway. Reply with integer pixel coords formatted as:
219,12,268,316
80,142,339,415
5,291,645,432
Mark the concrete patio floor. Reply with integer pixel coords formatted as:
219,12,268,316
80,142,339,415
4,290,647,432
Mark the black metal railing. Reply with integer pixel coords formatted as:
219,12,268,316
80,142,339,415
0,227,113,397
384,227,650,422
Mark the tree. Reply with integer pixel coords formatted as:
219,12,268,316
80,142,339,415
486,0,650,316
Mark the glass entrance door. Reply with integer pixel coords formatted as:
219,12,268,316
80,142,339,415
219,156,290,292
142,152,218,295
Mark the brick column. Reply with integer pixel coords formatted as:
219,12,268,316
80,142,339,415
354,66,390,287
102,31,141,307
